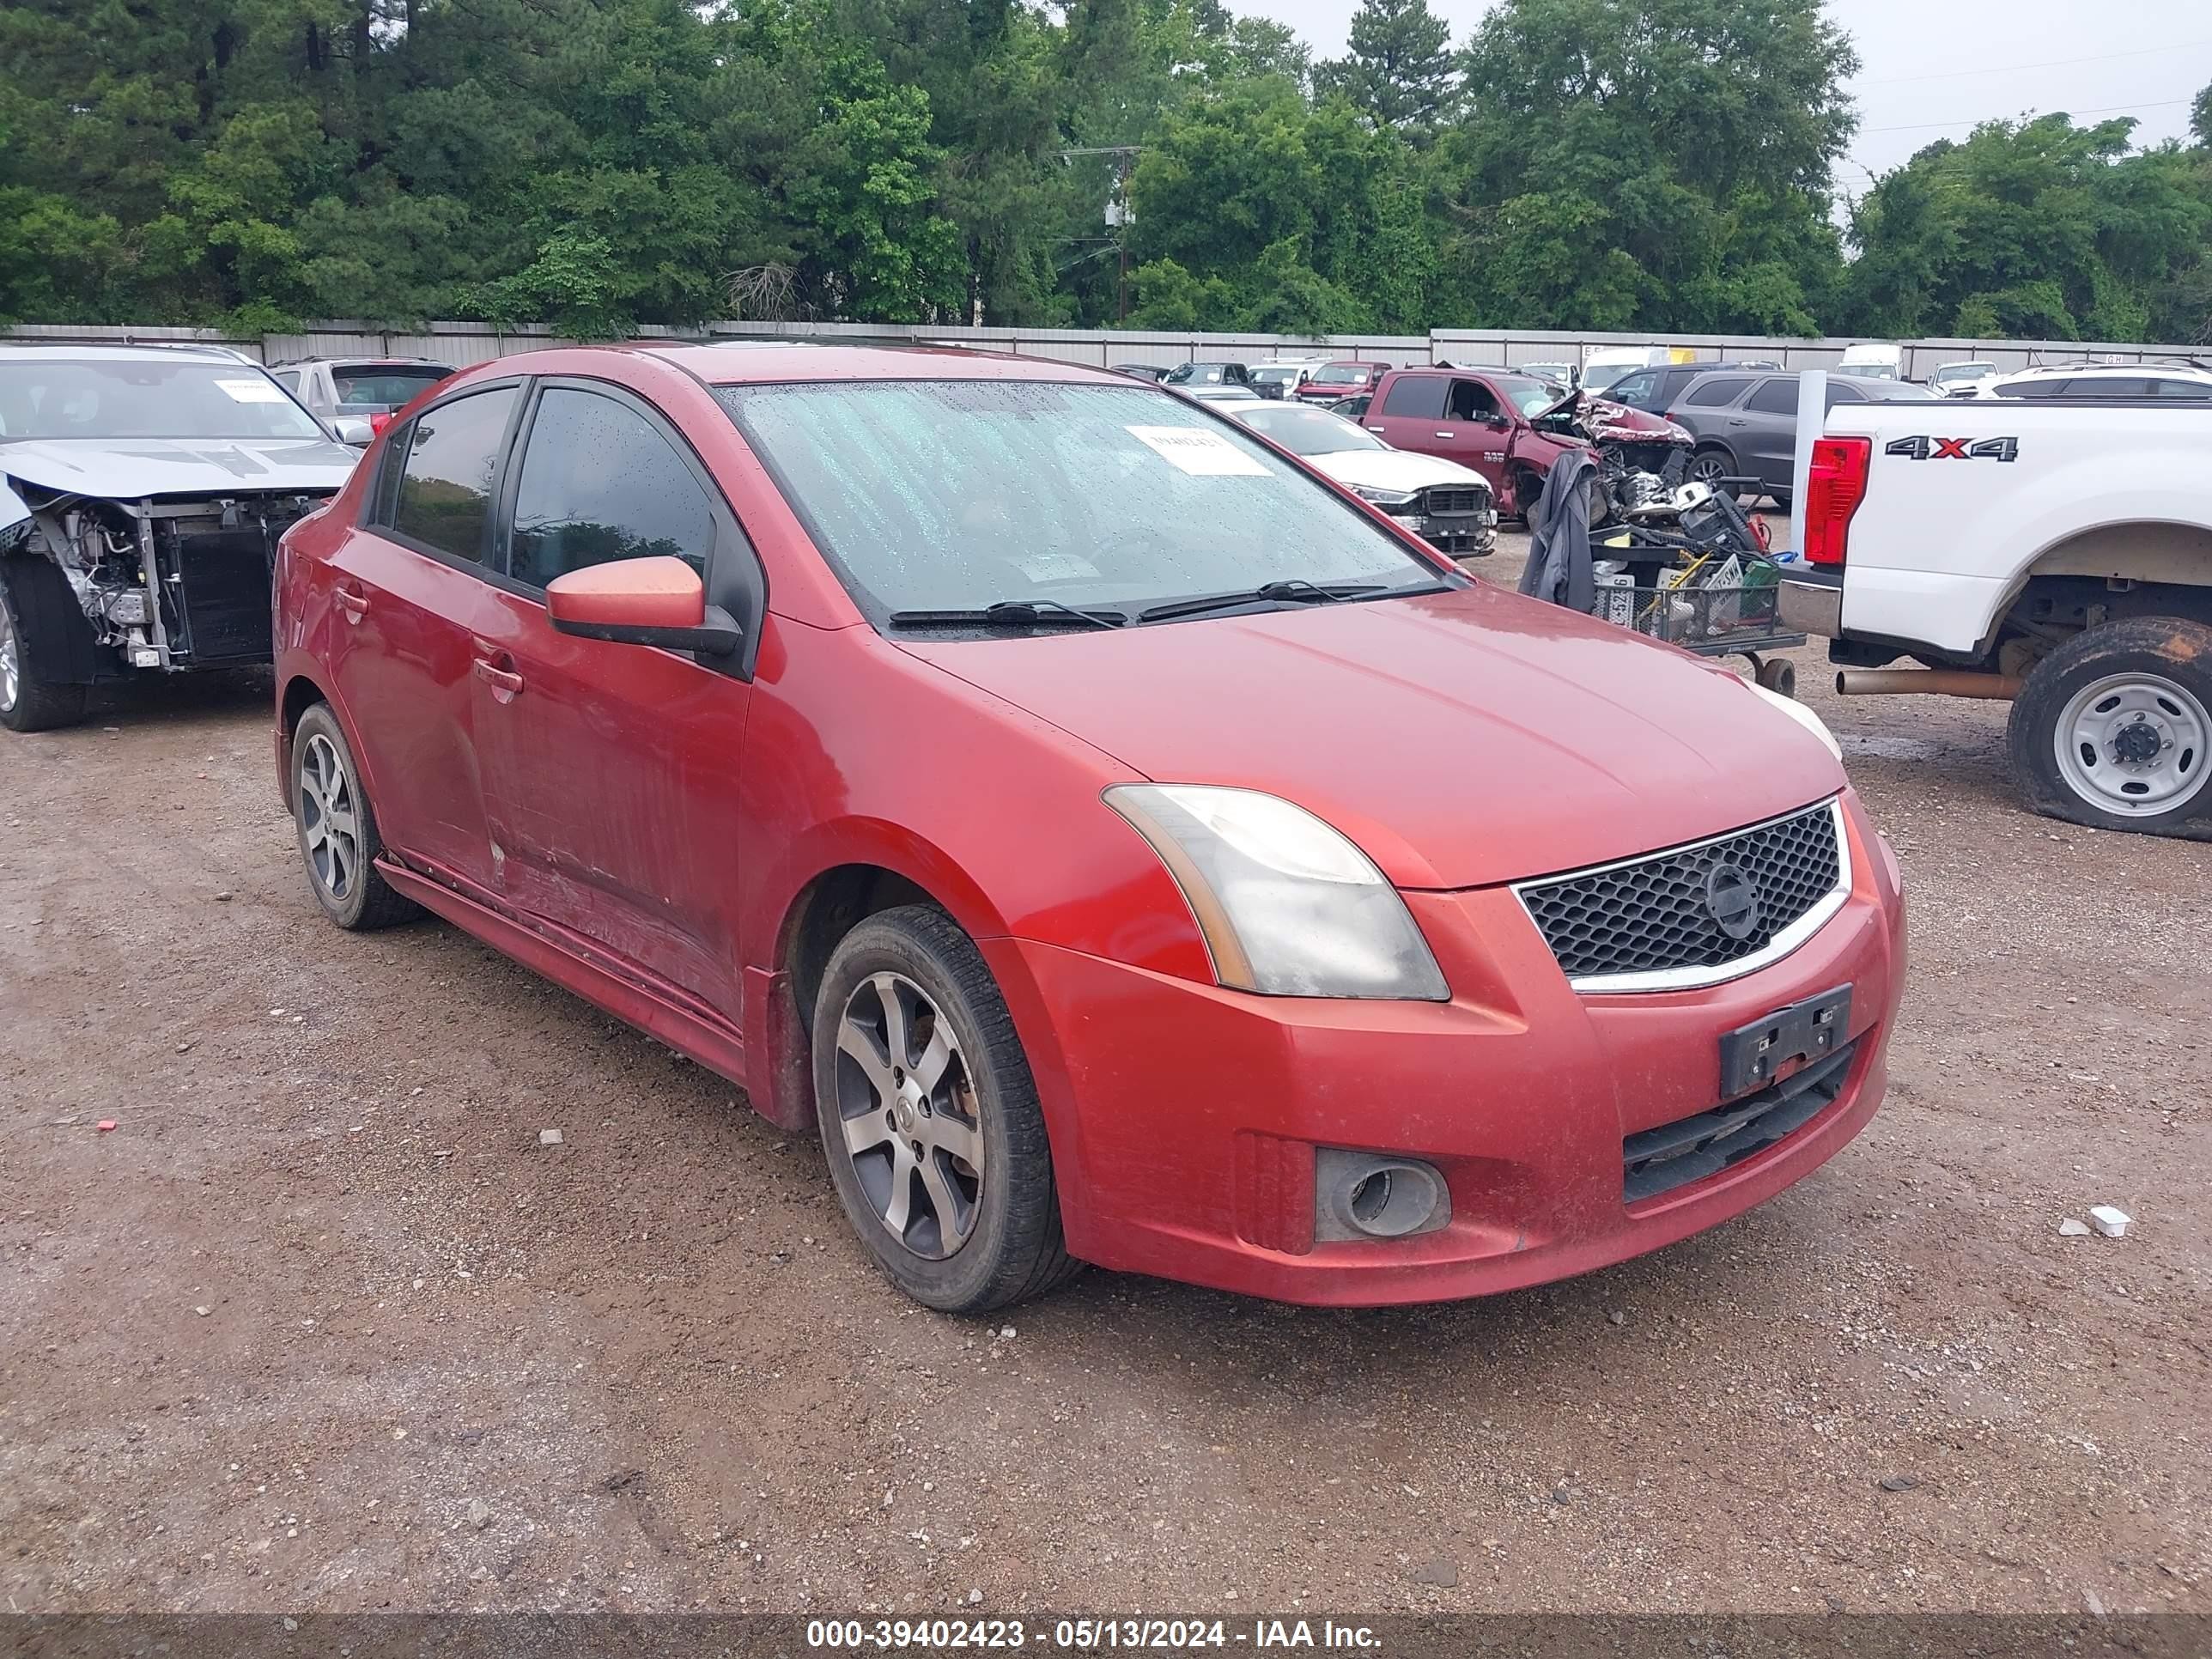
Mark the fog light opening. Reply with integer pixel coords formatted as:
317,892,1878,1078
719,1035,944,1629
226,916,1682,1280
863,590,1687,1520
1314,1151,1450,1242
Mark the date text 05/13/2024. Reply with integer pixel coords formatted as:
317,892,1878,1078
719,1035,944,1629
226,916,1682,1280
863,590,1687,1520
805,1619,1383,1650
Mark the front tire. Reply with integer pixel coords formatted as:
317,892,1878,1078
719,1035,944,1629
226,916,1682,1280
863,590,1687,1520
290,702,420,928
2008,618,2212,835
0,556,92,733
811,904,1079,1312
1686,445,1735,498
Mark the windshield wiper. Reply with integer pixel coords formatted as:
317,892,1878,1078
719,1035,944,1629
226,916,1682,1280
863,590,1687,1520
1136,579,1409,624
888,599,1127,631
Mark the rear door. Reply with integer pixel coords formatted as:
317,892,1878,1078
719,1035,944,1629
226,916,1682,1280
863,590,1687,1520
1364,372,1449,455
1736,377,1802,489
326,382,525,890
467,379,756,1024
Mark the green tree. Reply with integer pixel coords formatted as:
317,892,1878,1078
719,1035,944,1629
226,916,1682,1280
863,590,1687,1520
1316,0,1457,130
1843,114,2212,342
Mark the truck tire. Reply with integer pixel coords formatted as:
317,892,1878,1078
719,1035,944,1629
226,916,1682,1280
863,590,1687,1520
0,556,93,732
2008,617,2212,836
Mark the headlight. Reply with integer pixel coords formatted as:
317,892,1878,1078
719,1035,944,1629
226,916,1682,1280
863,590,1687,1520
1748,680,1842,761
1105,785,1448,1000
1349,484,1419,507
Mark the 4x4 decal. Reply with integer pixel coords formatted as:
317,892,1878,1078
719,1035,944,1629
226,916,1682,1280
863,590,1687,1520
1884,435,2020,462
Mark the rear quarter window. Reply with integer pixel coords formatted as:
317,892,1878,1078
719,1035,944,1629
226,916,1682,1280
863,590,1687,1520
1379,376,1448,419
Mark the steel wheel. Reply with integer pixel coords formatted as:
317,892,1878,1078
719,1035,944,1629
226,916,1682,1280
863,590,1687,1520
2053,672,2209,817
298,731,364,900
830,970,984,1260
0,597,18,714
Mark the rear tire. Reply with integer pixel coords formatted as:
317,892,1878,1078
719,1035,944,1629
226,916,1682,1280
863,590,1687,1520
0,556,92,733
2008,618,2212,836
812,904,1080,1312
290,702,420,928
1753,657,1797,699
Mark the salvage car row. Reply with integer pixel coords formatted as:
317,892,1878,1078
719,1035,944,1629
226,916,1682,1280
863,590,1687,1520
3,336,1903,1318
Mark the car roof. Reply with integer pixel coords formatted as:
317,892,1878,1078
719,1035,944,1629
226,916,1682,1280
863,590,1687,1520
268,356,454,368
629,342,1125,386
0,342,261,365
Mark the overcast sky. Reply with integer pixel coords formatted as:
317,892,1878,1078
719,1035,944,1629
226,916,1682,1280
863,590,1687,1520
1239,0,2212,200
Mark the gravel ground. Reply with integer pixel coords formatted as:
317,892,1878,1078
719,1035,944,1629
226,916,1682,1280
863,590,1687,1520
2,532,2207,1617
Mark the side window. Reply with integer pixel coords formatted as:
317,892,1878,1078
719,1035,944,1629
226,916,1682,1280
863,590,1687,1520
1998,379,2066,398
2066,378,2148,398
270,369,301,393
1379,375,1448,420
1684,375,1753,408
1447,380,1499,422
390,386,519,564
1823,383,1867,409
2154,377,2212,399
1746,379,1800,416
507,387,714,590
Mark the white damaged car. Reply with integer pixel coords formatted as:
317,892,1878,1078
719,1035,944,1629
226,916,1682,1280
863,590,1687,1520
1,343,364,732
1225,400,1497,558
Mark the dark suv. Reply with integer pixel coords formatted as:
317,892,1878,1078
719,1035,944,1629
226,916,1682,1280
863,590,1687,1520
1669,371,1936,504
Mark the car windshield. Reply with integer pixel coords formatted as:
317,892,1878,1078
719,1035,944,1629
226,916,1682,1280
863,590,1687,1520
331,366,449,409
1311,364,1366,385
1229,404,1386,455
1162,363,1231,385
1930,364,1990,385
0,359,327,441
1580,362,1640,392
1501,377,1563,416
715,380,1440,622
1250,368,1301,386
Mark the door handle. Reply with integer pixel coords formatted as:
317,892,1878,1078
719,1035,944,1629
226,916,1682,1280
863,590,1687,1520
335,583,368,623
1435,429,1456,438
472,656,526,700
1726,417,1749,427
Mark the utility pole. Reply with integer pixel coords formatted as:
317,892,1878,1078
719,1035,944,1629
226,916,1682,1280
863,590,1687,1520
1058,145,1141,323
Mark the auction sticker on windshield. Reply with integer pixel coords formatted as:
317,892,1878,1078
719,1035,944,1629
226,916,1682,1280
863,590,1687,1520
216,379,289,403
1127,425,1270,477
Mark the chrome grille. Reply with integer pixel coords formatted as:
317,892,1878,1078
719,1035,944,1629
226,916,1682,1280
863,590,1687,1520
1420,486,1489,516
1516,799,1847,991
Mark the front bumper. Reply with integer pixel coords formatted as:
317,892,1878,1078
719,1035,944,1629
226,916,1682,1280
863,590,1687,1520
985,792,1905,1305
1385,506,1498,557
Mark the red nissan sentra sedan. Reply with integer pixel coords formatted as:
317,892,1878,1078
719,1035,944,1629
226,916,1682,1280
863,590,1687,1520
271,344,1905,1313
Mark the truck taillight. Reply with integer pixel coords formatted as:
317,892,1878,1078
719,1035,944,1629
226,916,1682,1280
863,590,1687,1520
1804,435,1870,567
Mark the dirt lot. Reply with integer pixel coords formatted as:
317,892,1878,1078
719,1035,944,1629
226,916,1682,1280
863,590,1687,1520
3,532,2208,1618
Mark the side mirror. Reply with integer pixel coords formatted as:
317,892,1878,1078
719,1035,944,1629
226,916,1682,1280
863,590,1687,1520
331,416,375,447
1486,414,1511,430
546,556,743,658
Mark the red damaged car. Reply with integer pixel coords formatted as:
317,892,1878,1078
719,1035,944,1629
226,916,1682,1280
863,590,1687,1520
272,344,1905,1312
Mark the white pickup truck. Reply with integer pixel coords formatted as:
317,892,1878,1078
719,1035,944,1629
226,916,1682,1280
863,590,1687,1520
1779,398,2212,836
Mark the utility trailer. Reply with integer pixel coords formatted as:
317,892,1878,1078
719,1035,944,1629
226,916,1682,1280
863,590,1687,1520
0,343,362,731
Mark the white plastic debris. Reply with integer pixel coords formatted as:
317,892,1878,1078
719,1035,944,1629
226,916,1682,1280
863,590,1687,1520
2088,1205,2130,1239
538,1128,563,1146
2057,1218,2092,1237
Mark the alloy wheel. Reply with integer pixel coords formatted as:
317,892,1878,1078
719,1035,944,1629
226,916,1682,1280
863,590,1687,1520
298,732,363,899
830,971,984,1260
1688,453,1728,486
0,599,18,713
2053,672,2209,817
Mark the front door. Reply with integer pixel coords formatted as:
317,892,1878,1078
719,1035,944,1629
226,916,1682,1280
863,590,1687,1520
326,383,523,891
469,381,753,1025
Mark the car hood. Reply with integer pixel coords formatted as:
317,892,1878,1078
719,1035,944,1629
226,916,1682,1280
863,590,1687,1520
0,436,361,501
1304,450,1492,495
902,584,1843,890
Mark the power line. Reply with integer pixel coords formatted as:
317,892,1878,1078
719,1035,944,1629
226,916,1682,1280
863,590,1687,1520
1861,97,2196,136
1856,40,2212,87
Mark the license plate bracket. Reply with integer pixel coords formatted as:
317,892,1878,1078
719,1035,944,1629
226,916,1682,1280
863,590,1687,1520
1719,985,1852,1099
